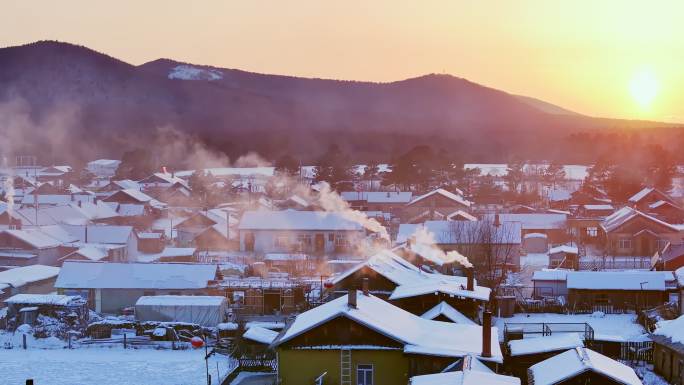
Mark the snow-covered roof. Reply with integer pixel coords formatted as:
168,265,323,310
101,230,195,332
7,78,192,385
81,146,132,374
485,213,566,230
566,271,673,291
628,187,655,203
0,265,60,290
4,294,79,306
238,210,364,231
421,302,476,325
65,246,109,262
654,315,684,344
532,269,570,281
524,233,547,239
446,210,478,222
410,370,520,385
549,245,578,254
340,191,413,204
389,279,491,301
408,189,471,208
243,326,279,345
274,291,503,362
1,228,63,249
136,247,197,263
400,221,522,245
509,333,584,356
175,167,275,179
584,204,614,211
528,347,641,385
602,206,680,233
55,261,218,289
88,159,121,167
264,253,307,261
135,295,226,307
63,225,133,245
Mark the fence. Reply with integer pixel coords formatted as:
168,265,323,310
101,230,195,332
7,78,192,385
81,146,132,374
503,322,594,343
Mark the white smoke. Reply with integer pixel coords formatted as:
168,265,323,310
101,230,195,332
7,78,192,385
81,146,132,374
410,226,473,268
316,182,390,241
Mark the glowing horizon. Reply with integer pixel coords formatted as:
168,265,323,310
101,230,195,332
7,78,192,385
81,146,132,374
1,0,683,123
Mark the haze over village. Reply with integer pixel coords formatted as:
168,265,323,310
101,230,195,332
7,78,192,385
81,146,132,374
1,2,684,385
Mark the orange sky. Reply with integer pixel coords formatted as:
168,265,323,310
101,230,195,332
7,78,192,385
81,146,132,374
2,1,683,122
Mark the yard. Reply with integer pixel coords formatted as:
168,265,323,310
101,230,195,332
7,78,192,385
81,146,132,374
0,334,234,385
495,312,648,342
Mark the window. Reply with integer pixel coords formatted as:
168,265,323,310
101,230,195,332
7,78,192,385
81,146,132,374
274,235,290,248
335,235,350,249
357,364,373,385
586,227,598,237
297,234,312,251
328,233,335,242
618,238,632,249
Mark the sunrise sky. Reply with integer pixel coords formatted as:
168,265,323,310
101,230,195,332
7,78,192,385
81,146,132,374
2,1,683,122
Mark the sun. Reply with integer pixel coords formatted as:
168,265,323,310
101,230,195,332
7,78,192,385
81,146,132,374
629,69,659,110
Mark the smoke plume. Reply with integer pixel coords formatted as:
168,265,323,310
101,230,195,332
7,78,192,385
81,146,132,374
410,226,473,268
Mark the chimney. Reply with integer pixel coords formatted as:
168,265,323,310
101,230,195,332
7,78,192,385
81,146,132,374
481,311,492,358
494,213,501,228
347,289,357,308
362,278,369,296
84,225,88,244
466,267,474,291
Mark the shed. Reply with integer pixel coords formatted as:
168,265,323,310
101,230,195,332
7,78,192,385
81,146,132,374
134,295,227,326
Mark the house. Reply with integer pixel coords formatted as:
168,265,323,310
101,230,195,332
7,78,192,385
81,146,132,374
272,290,502,385
652,315,684,384
397,220,522,271
628,187,675,212
86,159,121,179
647,200,684,224
485,213,568,244
601,207,683,257
175,209,237,250
527,347,641,385
341,191,413,216
97,179,141,194
531,269,570,298
329,250,490,319
522,233,548,254
566,271,676,313
102,189,165,210
138,172,189,191
403,189,471,223
238,210,367,256
61,224,139,261
0,265,60,302
548,245,579,269
55,261,221,313
507,334,584,383
655,243,684,271
0,228,65,266
14,201,120,227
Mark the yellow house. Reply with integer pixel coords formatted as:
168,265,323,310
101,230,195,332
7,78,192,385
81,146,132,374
272,290,502,385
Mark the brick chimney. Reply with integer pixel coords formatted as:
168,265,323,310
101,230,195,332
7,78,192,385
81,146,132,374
466,267,474,291
347,289,357,309
481,310,492,358
362,278,369,296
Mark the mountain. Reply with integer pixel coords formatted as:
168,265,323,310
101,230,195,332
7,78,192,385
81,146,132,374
0,41,676,165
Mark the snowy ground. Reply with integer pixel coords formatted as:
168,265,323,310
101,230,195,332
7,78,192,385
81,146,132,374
495,313,648,342
0,338,234,385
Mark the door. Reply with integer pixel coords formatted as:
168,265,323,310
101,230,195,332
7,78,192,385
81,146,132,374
244,232,255,252
315,234,325,253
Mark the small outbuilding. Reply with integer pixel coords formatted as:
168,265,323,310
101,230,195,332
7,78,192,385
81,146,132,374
134,295,227,326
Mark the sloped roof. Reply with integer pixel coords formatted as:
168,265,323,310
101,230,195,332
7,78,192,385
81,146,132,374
446,210,478,222
63,225,134,245
413,220,522,245
274,291,502,362
628,187,656,203
509,333,583,357
4,294,79,306
407,189,471,208
421,302,476,325
55,261,218,289
0,265,60,289
341,191,413,203
1,228,63,249
484,213,566,230
238,210,364,231
410,370,520,385
528,347,641,385
566,271,673,291
602,206,680,233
